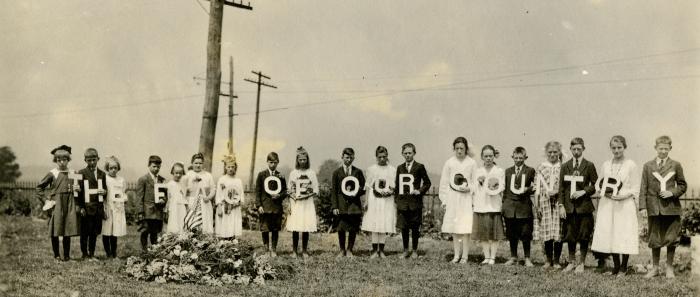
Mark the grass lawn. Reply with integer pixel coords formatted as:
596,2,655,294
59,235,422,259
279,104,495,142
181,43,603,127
0,215,697,297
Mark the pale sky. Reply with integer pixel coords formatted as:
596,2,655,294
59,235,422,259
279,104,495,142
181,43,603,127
1,1,699,191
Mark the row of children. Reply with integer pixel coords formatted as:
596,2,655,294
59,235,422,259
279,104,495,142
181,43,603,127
430,135,686,279
37,147,246,262
37,134,686,280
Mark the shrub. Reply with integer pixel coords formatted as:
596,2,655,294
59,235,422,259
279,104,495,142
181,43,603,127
123,231,292,285
681,202,700,237
0,189,34,216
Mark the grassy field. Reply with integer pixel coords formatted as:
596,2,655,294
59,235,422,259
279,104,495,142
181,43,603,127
0,215,697,297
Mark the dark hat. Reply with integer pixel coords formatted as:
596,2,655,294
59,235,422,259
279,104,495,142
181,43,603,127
148,155,163,165
50,145,72,156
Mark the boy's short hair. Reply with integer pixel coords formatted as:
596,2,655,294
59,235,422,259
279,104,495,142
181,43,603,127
401,143,416,153
148,155,162,166
171,162,185,175
84,148,99,159
655,135,672,147
570,137,585,148
267,152,279,162
375,146,388,156
342,147,355,156
104,156,121,171
512,146,527,156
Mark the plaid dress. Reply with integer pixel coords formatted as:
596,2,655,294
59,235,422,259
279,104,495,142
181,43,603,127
533,162,563,241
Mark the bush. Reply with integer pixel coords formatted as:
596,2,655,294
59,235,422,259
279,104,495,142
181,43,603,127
0,189,35,216
681,202,700,237
123,231,292,285
315,183,335,232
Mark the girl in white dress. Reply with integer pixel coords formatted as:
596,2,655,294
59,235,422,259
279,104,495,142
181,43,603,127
185,153,216,234
286,147,319,258
361,146,397,259
165,163,188,234
591,135,640,276
533,141,565,269
101,156,127,258
215,155,244,239
439,137,477,264
472,145,505,265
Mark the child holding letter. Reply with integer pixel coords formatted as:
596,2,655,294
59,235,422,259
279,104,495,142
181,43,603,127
472,145,505,265
78,148,108,260
395,143,431,259
255,152,288,257
331,147,366,258
36,145,80,261
591,135,640,276
502,147,536,267
361,146,396,259
136,155,167,251
439,137,476,264
286,147,319,258
215,155,244,239
640,136,687,278
559,138,598,273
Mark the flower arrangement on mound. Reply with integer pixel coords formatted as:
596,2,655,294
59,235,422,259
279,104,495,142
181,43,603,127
123,231,290,285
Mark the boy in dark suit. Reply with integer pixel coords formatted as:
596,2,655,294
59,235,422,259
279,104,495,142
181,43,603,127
640,136,687,278
255,152,288,257
559,138,598,273
136,155,167,251
331,147,366,258
502,147,536,266
394,143,431,259
78,148,108,261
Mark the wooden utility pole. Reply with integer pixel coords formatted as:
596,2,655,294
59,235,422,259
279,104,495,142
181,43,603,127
198,0,251,171
244,71,276,188
227,57,235,155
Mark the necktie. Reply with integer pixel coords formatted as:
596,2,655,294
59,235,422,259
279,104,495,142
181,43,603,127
659,159,664,168
574,159,579,170
346,167,350,176
515,167,521,176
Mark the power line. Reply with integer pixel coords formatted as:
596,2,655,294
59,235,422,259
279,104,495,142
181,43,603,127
0,94,202,119
224,74,700,117
194,0,210,15
275,48,700,84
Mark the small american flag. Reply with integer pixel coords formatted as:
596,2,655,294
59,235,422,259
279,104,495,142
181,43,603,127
184,197,203,231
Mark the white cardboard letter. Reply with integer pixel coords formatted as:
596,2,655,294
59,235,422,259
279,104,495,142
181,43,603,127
264,176,282,195
595,176,621,197
341,176,360,196
510,174,526,195
399,174,415,195
652,171,675,192
83,179,104,203
154,183,168,203
564,175,584,196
